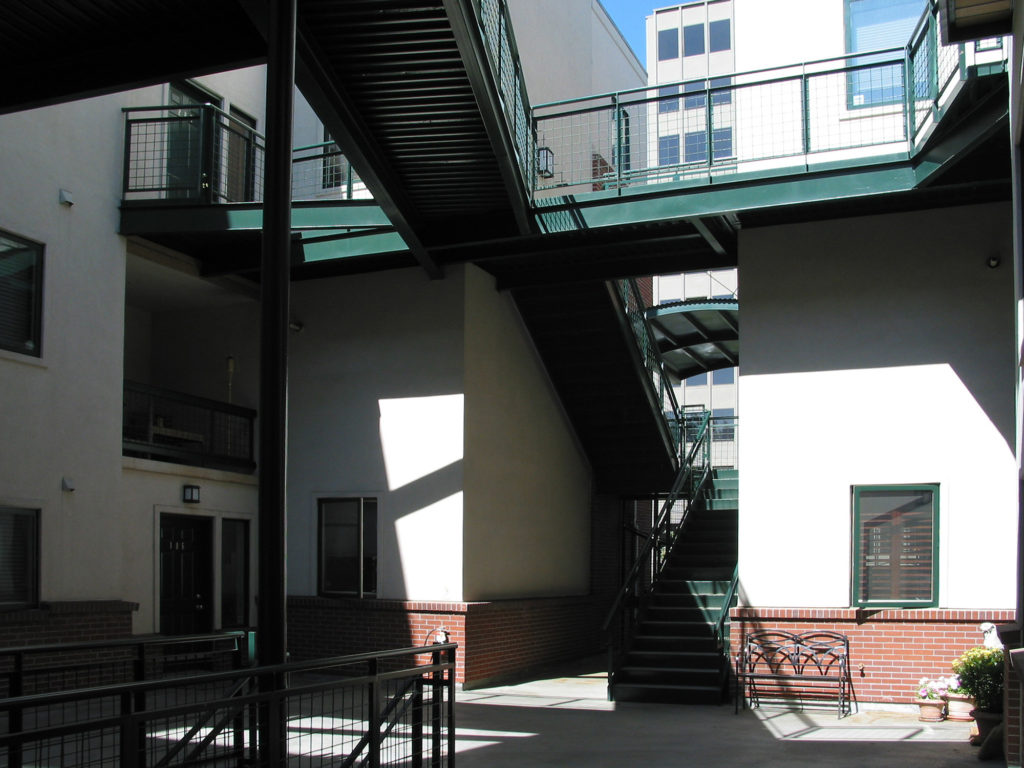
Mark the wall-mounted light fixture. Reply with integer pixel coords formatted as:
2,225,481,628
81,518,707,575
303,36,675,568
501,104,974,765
183,484,201,504
58,188,74,206
537,146,555,178
987,255,1001,269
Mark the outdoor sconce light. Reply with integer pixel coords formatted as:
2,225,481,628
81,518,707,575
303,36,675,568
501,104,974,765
987,255,1001,269
537,146,555,178
183,485,201,504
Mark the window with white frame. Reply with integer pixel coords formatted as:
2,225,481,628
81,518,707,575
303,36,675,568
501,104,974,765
0,507,38,609
658,27,679,61
319,497,378,597
0,230,43,357
852,484,938,607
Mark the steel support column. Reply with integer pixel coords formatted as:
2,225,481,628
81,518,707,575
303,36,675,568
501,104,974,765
258,0,294,763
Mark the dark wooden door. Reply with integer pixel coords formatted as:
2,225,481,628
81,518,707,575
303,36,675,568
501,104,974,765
160,514,213,635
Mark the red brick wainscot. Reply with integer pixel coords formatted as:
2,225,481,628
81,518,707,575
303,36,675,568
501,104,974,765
730,607,1016,706
0,601,137,648
288,594,601,687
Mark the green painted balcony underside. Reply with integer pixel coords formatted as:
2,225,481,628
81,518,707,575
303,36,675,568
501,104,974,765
647,299,739,382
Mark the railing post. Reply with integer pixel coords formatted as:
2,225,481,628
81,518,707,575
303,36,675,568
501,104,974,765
614,94,622,189
368,657,381,768
446,647,456,767
10,652,23,768
120,691,140,768
412,677,425,768
905,48,916,151
199,105,214,204
122,115,133,200
705,80,714,176
431,647,442,768
801,69,811,160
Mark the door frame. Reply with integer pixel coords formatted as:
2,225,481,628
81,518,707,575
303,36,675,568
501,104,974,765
153,505,256,634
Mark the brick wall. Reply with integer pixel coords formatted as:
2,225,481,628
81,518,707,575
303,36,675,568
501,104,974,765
730,607,1015,705
288,594,602,686
0,601,137,648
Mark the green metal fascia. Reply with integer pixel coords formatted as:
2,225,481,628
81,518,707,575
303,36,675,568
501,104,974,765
539,163,918,230
300,230,409,262
647,300,738,318
119,200,393,235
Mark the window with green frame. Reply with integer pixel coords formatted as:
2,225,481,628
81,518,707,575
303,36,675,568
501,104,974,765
852,484,938,607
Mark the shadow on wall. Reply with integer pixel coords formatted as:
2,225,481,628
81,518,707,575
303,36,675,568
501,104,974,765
739,206,1015,452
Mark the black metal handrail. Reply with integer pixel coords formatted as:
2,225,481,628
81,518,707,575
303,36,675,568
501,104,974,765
0,642,457,768
603,411,714,698
123,380,257,473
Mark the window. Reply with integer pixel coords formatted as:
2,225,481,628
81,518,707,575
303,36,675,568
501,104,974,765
658,134,680,166
712,367,735,385
684,131,707,163
658,85,679,113
0,508,38,608
0,231,43,357
711,407,735,440
712,127,734,160
852,485,937,607
658,28,679,61
683,23,705,56
683,81,707,110
685,372,707,386
845,0,926,106
319,497,378,597
710,76,732,106
709,19,731,52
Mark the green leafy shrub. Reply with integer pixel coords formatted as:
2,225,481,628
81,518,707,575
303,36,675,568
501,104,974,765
951,647,1004,712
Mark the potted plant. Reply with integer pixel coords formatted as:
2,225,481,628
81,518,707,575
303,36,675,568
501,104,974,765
951,647,1004,743
942,674,975,721
915,676,948,721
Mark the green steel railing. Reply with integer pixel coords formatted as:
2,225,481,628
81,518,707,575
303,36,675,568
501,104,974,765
616,278,684,456
470,0,536,191
714,564,740,660
122,106,368,204
530,0,1005,196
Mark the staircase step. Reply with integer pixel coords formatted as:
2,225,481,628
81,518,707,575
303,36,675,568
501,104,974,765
632,635,717,652
612,682,724,704
617,666,721,686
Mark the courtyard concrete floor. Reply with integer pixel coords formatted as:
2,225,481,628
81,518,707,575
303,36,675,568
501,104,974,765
453,657,999,767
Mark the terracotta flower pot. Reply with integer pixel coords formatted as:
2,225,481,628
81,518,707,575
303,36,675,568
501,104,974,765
944,693,975,722
917,699,945,722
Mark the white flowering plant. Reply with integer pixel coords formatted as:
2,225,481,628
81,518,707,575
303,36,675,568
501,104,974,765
917,676,950,701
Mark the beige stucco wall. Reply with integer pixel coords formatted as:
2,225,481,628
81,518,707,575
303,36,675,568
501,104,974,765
462,266,591,601
738,203,1017,609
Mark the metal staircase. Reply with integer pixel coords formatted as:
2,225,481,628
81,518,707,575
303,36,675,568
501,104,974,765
605,413,740,704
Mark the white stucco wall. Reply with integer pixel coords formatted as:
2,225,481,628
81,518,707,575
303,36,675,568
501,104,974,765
121,461,258,633
0,93,137,608
462,266,592,600
738,204,1017,609
0,68,266,627
510,0,645,106
286,267,467,601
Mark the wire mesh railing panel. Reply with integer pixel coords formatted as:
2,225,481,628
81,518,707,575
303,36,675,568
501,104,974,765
124,110,204,201
806,65,907,153
472,0,534,192
291,143,370,202
123,381,256,473
709,416,738,469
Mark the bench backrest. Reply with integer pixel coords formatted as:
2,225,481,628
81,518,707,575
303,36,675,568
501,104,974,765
741,630,849,677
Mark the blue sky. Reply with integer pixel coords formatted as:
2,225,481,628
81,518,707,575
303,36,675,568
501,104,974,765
600,0,659,64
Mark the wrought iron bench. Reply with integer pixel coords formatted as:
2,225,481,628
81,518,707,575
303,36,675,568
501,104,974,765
735,630,851,718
